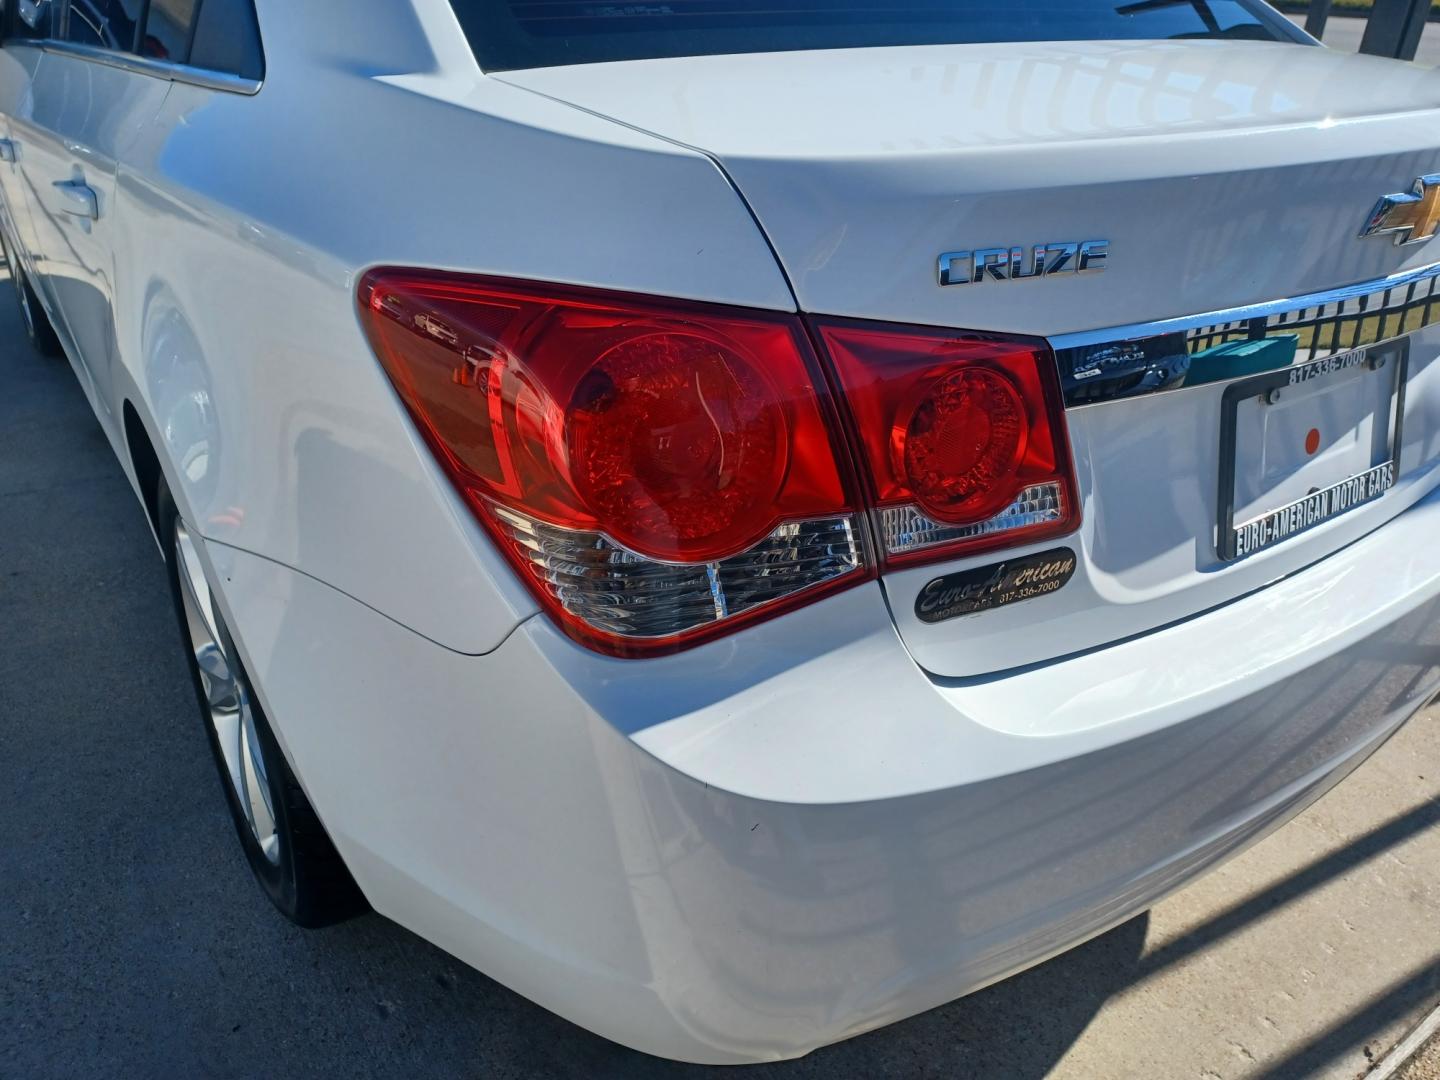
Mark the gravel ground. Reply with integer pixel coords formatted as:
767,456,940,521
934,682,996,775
1397,1034,1440,1080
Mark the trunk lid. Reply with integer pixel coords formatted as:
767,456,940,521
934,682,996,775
500,42,1440,676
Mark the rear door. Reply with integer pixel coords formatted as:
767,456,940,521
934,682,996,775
17,0,172,429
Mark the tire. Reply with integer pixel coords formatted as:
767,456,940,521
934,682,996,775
157,474,367,928
0,227,63,358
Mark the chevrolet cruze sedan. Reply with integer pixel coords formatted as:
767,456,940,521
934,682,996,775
4,0,1440,1064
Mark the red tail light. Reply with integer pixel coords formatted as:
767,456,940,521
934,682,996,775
359,271,1079,656
812,318,1079,568
358,271,869,656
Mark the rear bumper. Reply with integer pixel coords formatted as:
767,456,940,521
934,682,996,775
204,486,1440,1064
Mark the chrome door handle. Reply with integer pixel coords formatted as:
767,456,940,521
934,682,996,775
53,179,98,220
0,139,16,164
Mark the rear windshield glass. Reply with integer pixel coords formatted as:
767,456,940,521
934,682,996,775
452,0,1301,71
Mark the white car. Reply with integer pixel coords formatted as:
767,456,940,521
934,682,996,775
4,0,1440,1065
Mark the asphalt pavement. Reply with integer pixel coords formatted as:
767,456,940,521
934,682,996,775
3,268,1440,1077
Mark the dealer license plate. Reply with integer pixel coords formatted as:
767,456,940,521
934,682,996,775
1218,342,1406,561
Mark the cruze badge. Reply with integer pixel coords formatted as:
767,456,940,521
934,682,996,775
937,241,1109,287
1359,175,1440,246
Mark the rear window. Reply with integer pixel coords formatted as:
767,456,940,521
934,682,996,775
451,0,1302,71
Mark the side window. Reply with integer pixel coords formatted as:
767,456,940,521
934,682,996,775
11,0,58,38
63,0,141,51
139,0,196,62
187,0,263,79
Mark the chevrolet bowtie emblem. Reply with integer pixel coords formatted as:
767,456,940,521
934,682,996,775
1359,175,1440,246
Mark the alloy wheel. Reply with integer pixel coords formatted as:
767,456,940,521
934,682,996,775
172,519,280,864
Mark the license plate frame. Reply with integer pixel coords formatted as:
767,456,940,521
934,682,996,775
1217,340,1407,562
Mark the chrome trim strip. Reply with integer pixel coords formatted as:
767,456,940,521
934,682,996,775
35,40,261,96
1051,261,1440,407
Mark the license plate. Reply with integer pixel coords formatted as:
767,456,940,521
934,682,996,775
1218,342,1406,561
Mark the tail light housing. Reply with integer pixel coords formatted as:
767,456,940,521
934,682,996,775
359,271,1078,656
812,319,1079,566
359,271,869,656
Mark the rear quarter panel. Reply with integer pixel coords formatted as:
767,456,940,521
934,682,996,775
109,0,796,653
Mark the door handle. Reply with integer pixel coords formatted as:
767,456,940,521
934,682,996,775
53,179,98,220
0,139,16,164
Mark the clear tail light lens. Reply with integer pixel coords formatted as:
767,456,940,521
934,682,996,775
358,271,870,656
813,319,1079,567
490,506,863,641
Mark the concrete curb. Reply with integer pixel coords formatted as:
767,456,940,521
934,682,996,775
1370,1003,1440,1079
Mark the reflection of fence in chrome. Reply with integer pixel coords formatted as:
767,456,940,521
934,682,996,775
1186,273,1440,360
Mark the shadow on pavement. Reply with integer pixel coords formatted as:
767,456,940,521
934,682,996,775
1253,957,1440,1080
